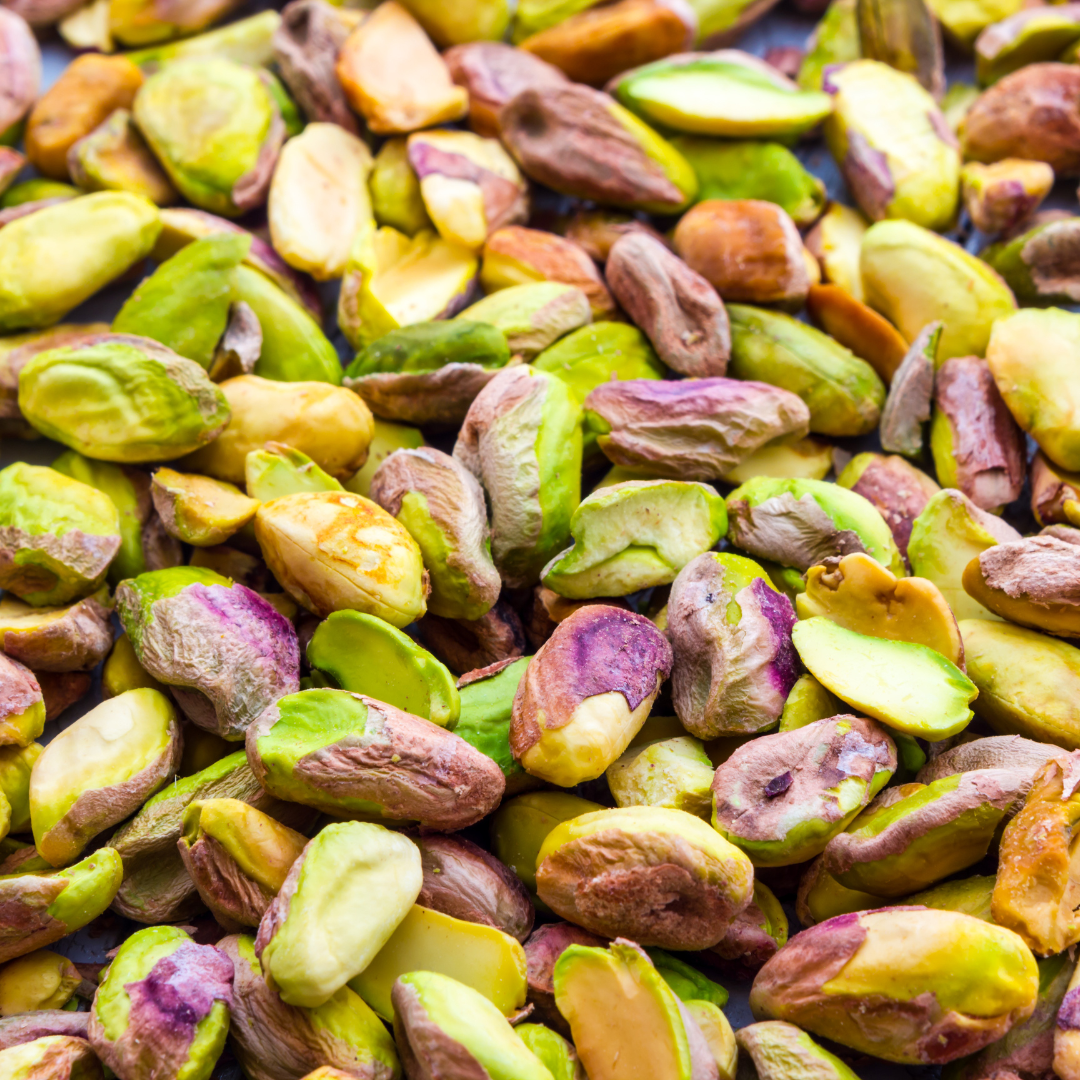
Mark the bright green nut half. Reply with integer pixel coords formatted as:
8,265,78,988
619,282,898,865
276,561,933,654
646,949,728,1007
986,307,1080,473
245,443,343,502
860,218,1017,362
0,742,40,833
541,480,727,600
792,617,977,740
822,60,960,230
960,619,1080,749
0,462,121,607
344,418,425,499
672,136,827,226
30,687,181,867
607,735,715,819
798,0,860,90
0,193,161,333
727,305,885,438
975,7,1080,84
133,58,278,217
307,609,460,728
751,908,1039,1065
822,768,1024,896
453,657,532,783
370,137,432,236
19,336,231,464
611,54,833,139
516,1024,582,1080
346,320,510,378
393,971,553,1080
737,1021,863,1080
980,216,1078,305
725,476,904,576
89,924,233,1080
779,674,843,731
458,282,593,360
906,874,996,921
257,821,422,1008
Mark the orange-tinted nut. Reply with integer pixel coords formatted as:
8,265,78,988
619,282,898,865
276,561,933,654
25,54,143,181
805,284,908,385
673,199,812,308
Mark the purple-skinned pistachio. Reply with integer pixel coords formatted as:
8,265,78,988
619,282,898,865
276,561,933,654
584,377,810,480
667,551,799,738
0,9,39,141
751,907,1040,1065
707,880,788,978
961,159,1053,235
88,926,233,1080
115,566,300,741
509,604,673,787
0,1011,89,1051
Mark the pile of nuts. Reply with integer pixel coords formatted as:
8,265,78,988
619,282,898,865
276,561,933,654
0,0,1078,1076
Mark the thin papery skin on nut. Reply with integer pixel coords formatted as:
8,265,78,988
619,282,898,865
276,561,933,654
709,881,788,977
668,552,799,738
509,604,672,786
536,806,755,950
917,736,1071,786
0,1011,90,1050
992,753,1080,955
750,907,1040,1065
712,715,897,867
524,922,609,1037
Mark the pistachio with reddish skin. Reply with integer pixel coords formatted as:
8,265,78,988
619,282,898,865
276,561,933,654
523,586,629,650
509,604,672,786
524,922,608,1037
420,600,526,676
667,551,798,738
272,0,358,133
931,355,1026,514
836,454,940,565
0,653,43,750
247,688,506,829
411,831,535,943
0,11,38,146
963,536,1080,638
712,715,897,867
536,805,754,950
605,231,730,378
962,159,1054,235
0,1012,90,1052
116,567,300,741
1031,452,1080,528
983,217,1080,306
750,907,1039,1065
564,207,668,263
499,83,698,214
584,377,810,480
879,323,940,459
708,880,788,977
961,64,1080,175
0,1035,103,1079
443,40,570,138
0,590,111,673
917,735,1071,786
673,199,811,308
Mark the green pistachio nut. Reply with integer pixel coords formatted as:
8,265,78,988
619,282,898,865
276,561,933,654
672,136,827,226
750,907,1038,1064
822,60,959,230
134,58,284,217
516,1024,585,1080
0,655,43,751
0,180,79,207
536,806,754,949
927,0,1023,46
0,192,160,333
220,931,399,1080
982,217,1080,307
541,480,727,600
110,0,248,47
150,467,258,547
976,6,1080,85
0,462,121,607
19,334,230,464
512,0,602,40
307,609,459,728
337,223,478,350
611,51,831,139
792,617,977,739
798,0,860,91
779,674,844,731
607,734,716,818
255,820,422,1008
453,657,532,787
344,419,424,499
961,159,1053,235
0,847,123,963
0,742,40,833
860,219,1017,362
727,304,885,437
0,949,80,1016
247,687,505,828
822,767,1027,895
370,136,432,236
401,0,509,44
115,566,300,740
738,1021,862,1080
708,879,788,975
122,8,279,66
986,308,1080,473
245,443,342,502
0,1035,103,1080
666,551,799,737
392,970,550,1080
88,925,232,1080
646,949,728,1007
458,283,592,360
344,319,510,429
906,874,996,921
725,476,904,576
30,687,181,866
350,904,528,1020
454,366,582,590
101,632,163,699
368,446,501,621
712,715,897,867
552,940,720,1080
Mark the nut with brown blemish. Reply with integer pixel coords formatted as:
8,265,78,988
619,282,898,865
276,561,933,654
605,231,731,378
673,199,812,309
509,604,672,787
931,355,1026,514
963,535,1080,638
1031,451,1080,528
584,377,810,480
